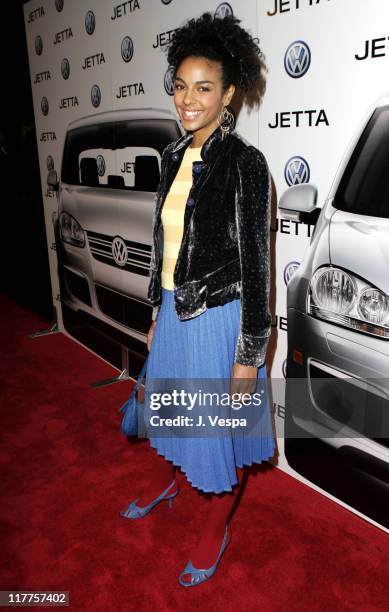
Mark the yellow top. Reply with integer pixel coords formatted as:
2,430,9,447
161,146,202,289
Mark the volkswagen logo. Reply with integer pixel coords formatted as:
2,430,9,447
85,10,95,35
121,36,134,63
91,84,101,108
35,35,43,56
61,58,70,80
214,2,233,18
284,40,311,78
284,156,310,186
47,155,54,171
282,359,287,379
164,66,175,96
96,155,106,177
41,97,49,116
284,261,300,285
112,236,128,267
55,0,64,12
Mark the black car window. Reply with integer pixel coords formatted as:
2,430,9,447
61,118,181,189
334,105,389,219
77,146,160,190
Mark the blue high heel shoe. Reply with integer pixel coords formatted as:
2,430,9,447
178,524,231,587
119,480,178,519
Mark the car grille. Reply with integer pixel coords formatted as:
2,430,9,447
95,284,152,334
86,230,151,277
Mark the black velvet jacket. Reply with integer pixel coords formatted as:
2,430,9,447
147,124,272,368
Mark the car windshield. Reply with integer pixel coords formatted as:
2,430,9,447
334,105,389,219
61,118,181,190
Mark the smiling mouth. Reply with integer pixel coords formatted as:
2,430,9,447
181,110,203,120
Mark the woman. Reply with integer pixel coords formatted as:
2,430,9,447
120,12,275,587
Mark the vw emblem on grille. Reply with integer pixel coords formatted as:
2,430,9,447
164,66,175,96
284,156,310,186
85,10,96,35
91,84,101,108
284,261,300,285
35,35,43,56
112,237,128,267
96,155,106,176
284,41,311,78
41,97,49,116
55,0,64,12
121,36,134,63
61,58,70,80
215,2,233,18
47,155,54,171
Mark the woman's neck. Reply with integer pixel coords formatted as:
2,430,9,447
189,122,219,149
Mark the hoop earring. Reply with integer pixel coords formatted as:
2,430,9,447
217,105,235,140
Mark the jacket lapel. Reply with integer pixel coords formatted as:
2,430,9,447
152,125,231,262
154,133,193,225
155,125,227,220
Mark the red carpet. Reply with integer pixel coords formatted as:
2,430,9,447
1,292,388,611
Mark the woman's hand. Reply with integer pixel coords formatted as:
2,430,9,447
230,362,258,397
147,320,157,352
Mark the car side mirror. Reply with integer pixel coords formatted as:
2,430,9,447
47,169,59,191
279,183,320,224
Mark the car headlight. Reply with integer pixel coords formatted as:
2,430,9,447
311,268,357,314
358,288,389,325
308,266,389,338
59,211,85,247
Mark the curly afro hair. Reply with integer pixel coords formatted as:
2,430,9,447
165,12,266,97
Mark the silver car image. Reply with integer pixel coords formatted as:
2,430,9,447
279,93,389,527
47,108,183,344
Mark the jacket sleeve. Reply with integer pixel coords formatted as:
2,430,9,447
234,146,272,368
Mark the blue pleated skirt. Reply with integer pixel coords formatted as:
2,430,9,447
143,287,275,493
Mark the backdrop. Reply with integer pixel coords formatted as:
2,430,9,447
23,0,389,532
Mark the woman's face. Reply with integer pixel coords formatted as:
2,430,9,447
173,56,235,145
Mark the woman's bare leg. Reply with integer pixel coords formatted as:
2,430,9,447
180,466,247,582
